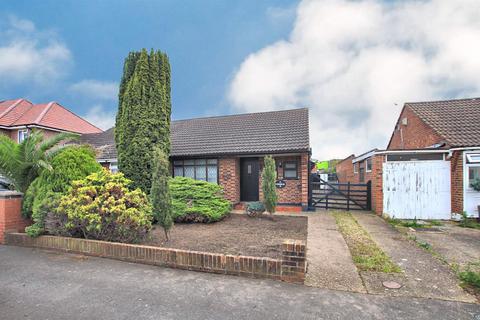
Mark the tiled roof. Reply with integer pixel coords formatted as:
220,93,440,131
80,108,310,159
80,128,116,159
406,97,480,147
0,99,102,134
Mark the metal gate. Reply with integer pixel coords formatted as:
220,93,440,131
311,179,371,210
383,161,451,219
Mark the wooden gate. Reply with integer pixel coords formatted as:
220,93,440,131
311,179,371,210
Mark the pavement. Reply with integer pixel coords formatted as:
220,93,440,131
1,245,479,320
353,213,476,303
304,212,366,293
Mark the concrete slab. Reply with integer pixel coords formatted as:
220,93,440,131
353,212,476,303
305,212,366,293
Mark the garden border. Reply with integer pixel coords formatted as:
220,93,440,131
4,233,306,284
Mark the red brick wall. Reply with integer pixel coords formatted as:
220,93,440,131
388,106,443,150
336,155,354,183
450,150,464,213
0,192,30,244
218,157,240,204
221,153,309,209
371,155,384,214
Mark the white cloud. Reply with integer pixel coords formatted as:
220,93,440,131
69,80,118,101
0,15,72,87
228,0,480,159
82,105,116,130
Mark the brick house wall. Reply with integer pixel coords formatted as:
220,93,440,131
218,157,240,203
388,106,443,149
336,155,354,183
220,153,309,210
450,150,464,213
370,155,384,214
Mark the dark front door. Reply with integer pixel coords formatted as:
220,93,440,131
240,158,259,201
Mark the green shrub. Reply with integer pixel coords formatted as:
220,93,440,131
246,201,265,217
459,270,480,288
170,177,231,223
150,147,173,239
47,169,153,243
24,145,102,237
471,178,480,192
262,155,277,214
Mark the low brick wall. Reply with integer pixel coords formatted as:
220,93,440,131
5,233,306,284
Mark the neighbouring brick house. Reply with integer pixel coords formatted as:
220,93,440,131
337,97,480,219
0,98,103,242
81,108,311,211
0,98,102,142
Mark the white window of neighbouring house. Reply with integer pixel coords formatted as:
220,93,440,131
366,158,372,172
284,161,298,179
466,154,480,163
173,159,218,183
18,129,28,143
353,163,358,174
110,162,118,173
468,166,480,188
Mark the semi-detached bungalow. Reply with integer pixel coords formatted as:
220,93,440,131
81,108,311,211
336,97,480,219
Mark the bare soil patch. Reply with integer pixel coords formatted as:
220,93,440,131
143,213,307,259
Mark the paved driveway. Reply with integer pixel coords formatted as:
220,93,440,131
1,246,479,320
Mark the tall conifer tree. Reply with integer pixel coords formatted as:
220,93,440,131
115,49,171,193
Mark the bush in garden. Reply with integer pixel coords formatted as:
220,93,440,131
24,146,102,237
150,147,173,240
170,177,231,223
262,155,277,214
47,169,153,243
246,201,265,217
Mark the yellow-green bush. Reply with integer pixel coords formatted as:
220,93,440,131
47,169,153,243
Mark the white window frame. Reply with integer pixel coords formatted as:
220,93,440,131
18,129,28,143
366,158,372,172
466,154,480,163
353,162,358,174
110,162,118,173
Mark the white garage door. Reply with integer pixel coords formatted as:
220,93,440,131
383,161,451,219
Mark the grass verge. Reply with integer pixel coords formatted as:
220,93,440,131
333,211,401,273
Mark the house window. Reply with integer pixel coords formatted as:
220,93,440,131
468,167,480,188
353,163,358,174
18,129,28,143
283,161,298,179
366,158,372,172
173,159,218,183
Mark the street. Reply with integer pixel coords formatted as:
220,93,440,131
0,246,479,320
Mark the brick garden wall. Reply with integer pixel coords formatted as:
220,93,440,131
5,233,307,284
0,191,30,244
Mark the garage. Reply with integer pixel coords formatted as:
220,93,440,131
383,153,451,220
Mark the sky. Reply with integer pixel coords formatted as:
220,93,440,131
1,0,480,160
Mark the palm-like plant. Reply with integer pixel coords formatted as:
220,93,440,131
0,130,78,193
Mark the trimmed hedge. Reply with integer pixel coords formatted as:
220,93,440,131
170,177,231,223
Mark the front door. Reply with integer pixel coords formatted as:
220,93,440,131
240,158,259,201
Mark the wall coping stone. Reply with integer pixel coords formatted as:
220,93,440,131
0,190,23,199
